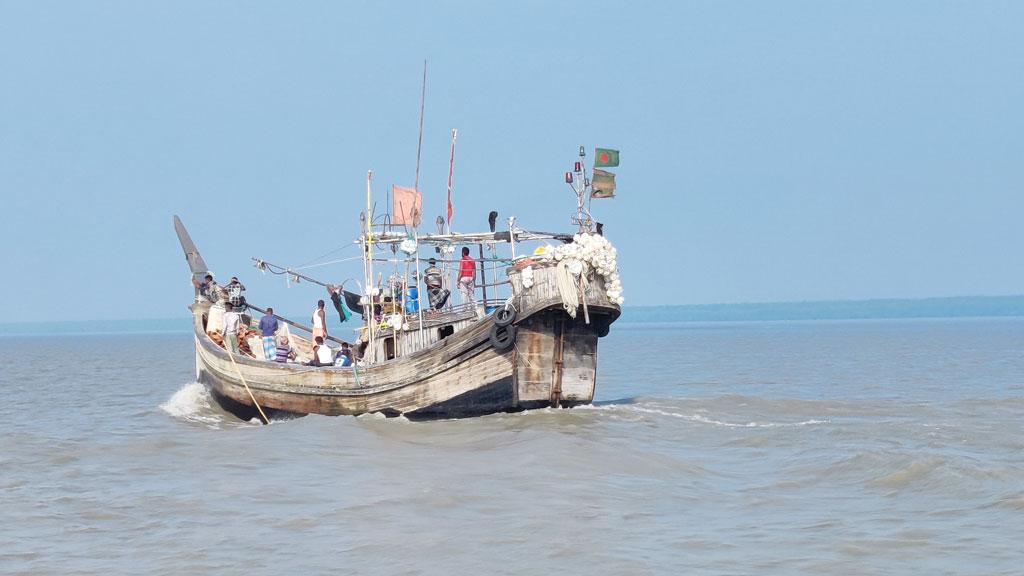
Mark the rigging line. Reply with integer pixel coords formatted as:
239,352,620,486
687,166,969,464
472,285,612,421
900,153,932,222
293,255,365,270
295,242,358,269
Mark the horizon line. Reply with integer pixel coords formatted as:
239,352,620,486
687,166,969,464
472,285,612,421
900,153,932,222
1,293,1023,327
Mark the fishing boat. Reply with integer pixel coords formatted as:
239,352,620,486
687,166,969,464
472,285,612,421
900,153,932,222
175,146,624,421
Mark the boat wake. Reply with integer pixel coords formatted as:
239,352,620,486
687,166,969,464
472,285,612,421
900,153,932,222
569,398,831,428
159,385,830,431
161,382,261,428
626,405,828,428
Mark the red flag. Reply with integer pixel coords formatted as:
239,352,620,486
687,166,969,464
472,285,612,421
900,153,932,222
392,185,422,226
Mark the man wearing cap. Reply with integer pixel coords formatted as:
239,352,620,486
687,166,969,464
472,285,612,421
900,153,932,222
226,276,246,308
424,258,447,310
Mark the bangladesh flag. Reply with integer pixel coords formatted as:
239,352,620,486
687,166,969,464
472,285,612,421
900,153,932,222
594,148,619,167
591,168,616,198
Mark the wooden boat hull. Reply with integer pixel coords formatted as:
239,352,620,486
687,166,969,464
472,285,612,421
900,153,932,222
193,265,619,420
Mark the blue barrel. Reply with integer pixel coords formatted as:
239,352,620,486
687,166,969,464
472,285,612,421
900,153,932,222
405,287,419,314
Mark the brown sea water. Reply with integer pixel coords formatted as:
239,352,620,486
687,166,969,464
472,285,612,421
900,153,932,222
1,318,1022,575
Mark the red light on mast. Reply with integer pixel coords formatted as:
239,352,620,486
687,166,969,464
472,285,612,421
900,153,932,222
565,171,573,183
574,161,582,172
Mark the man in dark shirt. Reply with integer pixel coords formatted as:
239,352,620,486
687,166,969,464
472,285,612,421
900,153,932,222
258,308,279,361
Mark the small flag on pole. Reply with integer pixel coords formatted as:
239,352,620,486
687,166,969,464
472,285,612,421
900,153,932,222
447,129,457,228
594,148,619,167
591,169,616,198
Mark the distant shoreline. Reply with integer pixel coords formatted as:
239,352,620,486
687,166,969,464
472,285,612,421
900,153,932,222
2,295,1022,336
619,295,1024,324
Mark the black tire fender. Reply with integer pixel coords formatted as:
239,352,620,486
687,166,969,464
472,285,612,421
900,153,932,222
492,306,517,327
489,323,517,351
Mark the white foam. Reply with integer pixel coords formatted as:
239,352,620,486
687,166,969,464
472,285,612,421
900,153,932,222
160,382,226,426
544,401,828,428
628,405,829,428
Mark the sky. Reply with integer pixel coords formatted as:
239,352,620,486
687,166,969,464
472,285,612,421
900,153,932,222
1,0,1022,323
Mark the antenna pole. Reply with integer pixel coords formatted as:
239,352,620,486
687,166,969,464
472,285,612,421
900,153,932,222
414,60,427,192
569,145,592,232
365,170,376,361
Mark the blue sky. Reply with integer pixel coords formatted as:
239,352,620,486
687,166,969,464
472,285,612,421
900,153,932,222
1,1,1022,323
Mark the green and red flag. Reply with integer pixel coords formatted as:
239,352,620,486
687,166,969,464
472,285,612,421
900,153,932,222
591,168,616,198
594,148,619,167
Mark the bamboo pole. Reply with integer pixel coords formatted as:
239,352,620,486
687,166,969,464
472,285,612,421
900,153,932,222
413,227,425,348
478,244,488,312
251,258,335,289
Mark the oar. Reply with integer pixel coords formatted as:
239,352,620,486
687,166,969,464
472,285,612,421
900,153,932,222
245,303,349,346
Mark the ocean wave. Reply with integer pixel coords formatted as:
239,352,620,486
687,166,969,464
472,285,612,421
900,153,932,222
869,457,947,489
992,494,1024,510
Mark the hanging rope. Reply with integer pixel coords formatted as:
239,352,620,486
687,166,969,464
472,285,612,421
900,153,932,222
226,346,270,425
555,261,579,319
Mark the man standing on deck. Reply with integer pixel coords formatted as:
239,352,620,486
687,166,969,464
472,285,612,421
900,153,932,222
312,299,328,341
258,307,279,361
458,247,477,311
424,258,448,310
222,302,241,354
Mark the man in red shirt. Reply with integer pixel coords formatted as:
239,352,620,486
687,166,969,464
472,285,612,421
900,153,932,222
458,247,477,310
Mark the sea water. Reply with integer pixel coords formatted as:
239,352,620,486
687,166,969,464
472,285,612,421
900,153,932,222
1,317,1022,575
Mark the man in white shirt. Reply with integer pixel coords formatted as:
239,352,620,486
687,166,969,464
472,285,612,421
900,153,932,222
222,302,241,354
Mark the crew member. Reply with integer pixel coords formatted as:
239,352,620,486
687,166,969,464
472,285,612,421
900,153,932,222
307,336,334,367
258,307,279,361
312,299,328,341
458,247,476,309
226,276,246,308
222,302,241,354
191,273,221,303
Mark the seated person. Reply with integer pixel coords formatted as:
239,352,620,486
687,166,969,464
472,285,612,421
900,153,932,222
306,336,334,367
334,342,354,366
274,336,296,363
